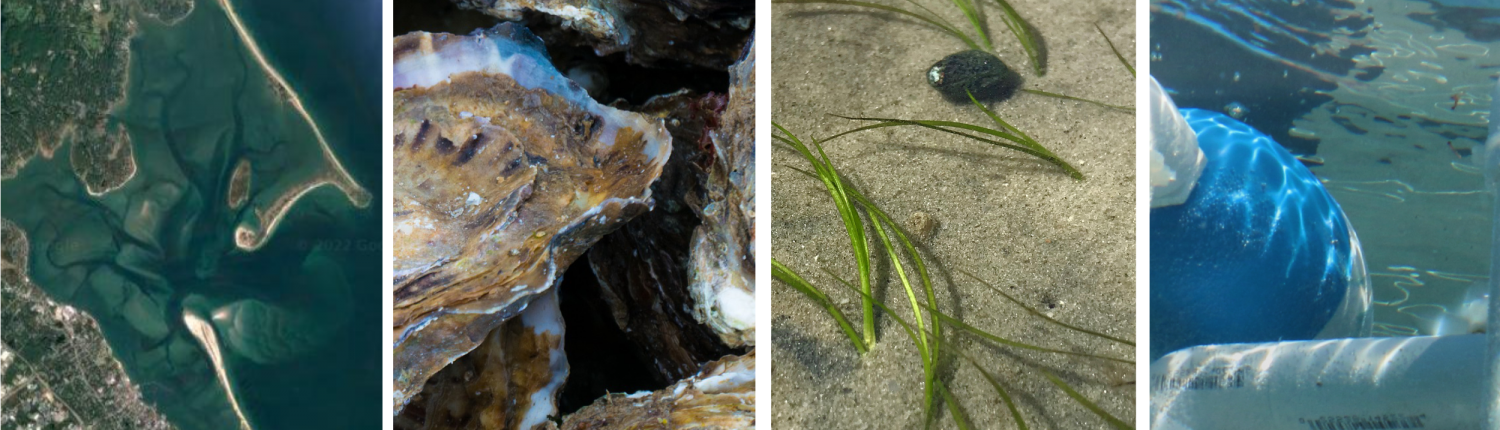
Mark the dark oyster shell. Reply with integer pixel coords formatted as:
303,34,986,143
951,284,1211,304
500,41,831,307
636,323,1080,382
561,350,754,429
687,34,756,347
586,90,738,384
451,0,751,69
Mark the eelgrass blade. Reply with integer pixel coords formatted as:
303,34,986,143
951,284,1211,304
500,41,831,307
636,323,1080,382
775,123,878,349
957,269,1135,346
826,266,1130,430
777,164,819,180
904,0,956,35
966,90,1086,180
776,163,1125,364
965,91,1038,144
1040,369,1134,430
947,0,990,51
835,274,1013,429
773,0,981,50
1020,88,1132,112
937,380,972,430
825,114,1083,180
830,271,1130,430
772,259,869,354
825,272,937,421
988,0,1043,75
860,207,937,419
1094,23,1134,77
931,309,1133,364
780,126,1126,425
964,353,1029,430
842,179,945,369
778,151,947,375
824,117,1020,144
924,326,1031,430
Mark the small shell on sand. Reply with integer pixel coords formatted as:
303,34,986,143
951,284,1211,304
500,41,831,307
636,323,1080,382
907,211,938,239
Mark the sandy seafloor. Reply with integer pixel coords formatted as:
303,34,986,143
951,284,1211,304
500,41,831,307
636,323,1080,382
770,0,1136,428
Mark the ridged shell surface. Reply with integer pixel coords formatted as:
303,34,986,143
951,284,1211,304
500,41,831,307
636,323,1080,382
390,23,670,413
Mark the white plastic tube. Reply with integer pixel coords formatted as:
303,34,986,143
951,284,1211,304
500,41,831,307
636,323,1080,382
1149,76,1205,208
1152,335,1485,429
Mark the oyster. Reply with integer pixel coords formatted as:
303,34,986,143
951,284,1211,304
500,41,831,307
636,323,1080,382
561,350,755,429
450,0,750,69
396,290,568,430
584,90,738,384
687,34,756,348
391,23,672,413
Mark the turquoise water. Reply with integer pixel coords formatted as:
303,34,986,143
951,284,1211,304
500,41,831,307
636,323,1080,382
0,0,380,428
229,0,381,428
225,0,382,427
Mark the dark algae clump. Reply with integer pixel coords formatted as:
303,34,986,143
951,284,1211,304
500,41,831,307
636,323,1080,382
926,49,1022,103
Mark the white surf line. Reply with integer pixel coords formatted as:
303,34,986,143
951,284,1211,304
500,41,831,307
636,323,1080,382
214,0,372,211
184,310,253,430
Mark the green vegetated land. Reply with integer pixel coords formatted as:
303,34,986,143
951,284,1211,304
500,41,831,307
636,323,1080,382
2,0,191,179
2,220,174,429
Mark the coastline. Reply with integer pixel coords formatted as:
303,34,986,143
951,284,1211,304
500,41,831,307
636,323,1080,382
4,0,383,428
184,310,254,430
216,0,372,251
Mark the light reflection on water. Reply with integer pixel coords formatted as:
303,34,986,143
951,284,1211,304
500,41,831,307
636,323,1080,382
1154,0,1500,338
1362,265,1489,336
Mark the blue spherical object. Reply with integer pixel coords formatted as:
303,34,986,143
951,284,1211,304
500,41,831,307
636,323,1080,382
1150,108,1363,360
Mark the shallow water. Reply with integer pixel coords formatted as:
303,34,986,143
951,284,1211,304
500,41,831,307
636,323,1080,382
1152,0,1500,337
0,0,381,428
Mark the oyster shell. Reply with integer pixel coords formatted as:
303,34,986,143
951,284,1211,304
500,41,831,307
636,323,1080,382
391,23,671,413
687,34,756,348
585,90,738,384
561,350,755,429
450,0,750,69
396,290,568,430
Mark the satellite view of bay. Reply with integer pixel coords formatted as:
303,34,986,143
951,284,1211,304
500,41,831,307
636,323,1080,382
1,0,381,428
